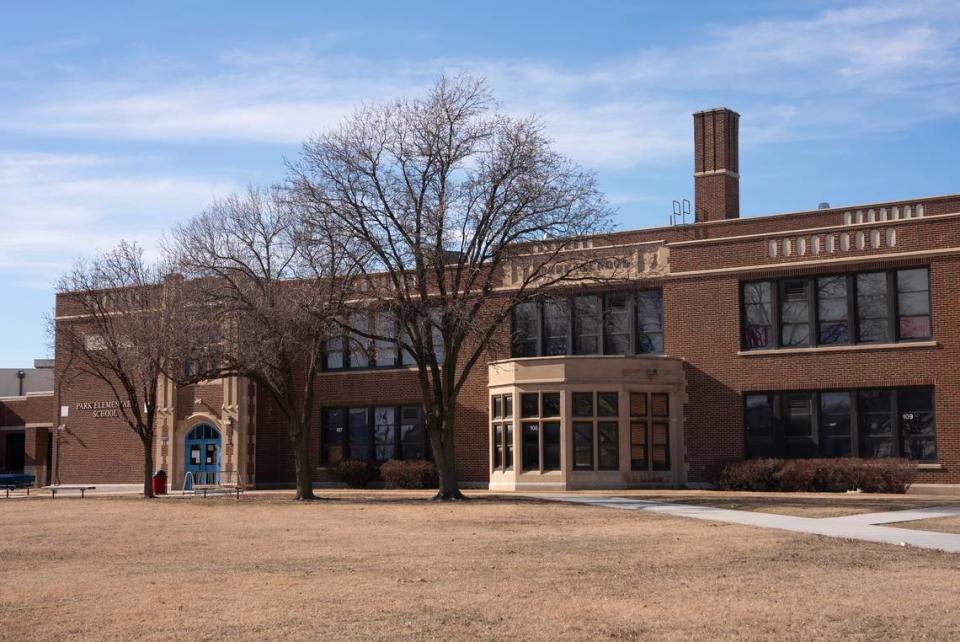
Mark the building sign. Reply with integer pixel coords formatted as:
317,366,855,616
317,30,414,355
75,400,132,418
501,241,669,289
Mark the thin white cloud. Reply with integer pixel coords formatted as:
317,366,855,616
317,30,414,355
0,152,238,286
2,1,957,169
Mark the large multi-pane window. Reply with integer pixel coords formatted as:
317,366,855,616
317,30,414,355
512,290,664,357
743,387,937,462
321,405,428,465
741,268,931,350
509,391,562,473
570,391,621,472
324,312,444,370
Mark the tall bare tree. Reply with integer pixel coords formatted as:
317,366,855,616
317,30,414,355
55,241,184,498
290,75,613,500
168,185,344,500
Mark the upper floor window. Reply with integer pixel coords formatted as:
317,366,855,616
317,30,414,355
511,290,664,358
324,311,443,371
741,268,930,351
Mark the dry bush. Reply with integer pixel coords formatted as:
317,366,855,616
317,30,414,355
719,458,917,493
333,460,379,488
380,459,439,489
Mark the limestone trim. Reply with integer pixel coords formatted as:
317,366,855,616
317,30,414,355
738,341,939,357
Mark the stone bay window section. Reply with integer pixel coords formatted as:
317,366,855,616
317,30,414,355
511,289,664,359
488,355,685,491
741,267,931,351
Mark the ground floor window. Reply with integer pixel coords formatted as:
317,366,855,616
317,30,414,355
629,392,670,471
571,391,622,472
497,391,562,473
744,387,936,461
321,405,427,465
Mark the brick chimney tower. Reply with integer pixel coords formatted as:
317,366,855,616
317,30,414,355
693,107,740,222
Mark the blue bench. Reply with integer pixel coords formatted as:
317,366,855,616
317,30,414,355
0,474,36,498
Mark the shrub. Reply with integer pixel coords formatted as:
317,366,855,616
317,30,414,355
380,459,439,489
334,459,379,488
718,458,782,491
718,458,916,493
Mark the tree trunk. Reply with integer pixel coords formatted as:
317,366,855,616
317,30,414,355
292,424,316,500
430,414,465,501
142,435,155,499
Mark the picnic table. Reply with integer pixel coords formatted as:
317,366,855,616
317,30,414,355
42,485,96,499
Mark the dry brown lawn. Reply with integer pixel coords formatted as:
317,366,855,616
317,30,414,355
605,489,960,518
896,515,960,535
3,491,960,640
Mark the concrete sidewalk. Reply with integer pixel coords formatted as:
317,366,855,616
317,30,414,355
532,494,960,553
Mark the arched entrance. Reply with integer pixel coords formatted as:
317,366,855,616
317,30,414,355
184,423,221,486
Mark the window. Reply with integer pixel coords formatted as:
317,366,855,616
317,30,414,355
512,302,539,357
573,296,602,355
324,313,415,371
780,280,811,347
857,273,889,343
572,392,593,417
744,387,937,462
598,422,619,470
543,298,569,356
348,407,370,460
603,293,632,355
597,392,618,417
373,407,396,461
510,290,664,358
521,393,539,418
782,393,816,458
490,393,514,472
899,388,935,461
742,281,773,349
374,313,398,367
817,276,849,345
741,268,931,350
896,269,931,340
820,392,852,458
573,422,593,470
522,423,540,470
322,404,427,464
744,395,776,458
400,406,425,460
543,422,561,470
629,391,671,471
542,392,561,417
325,333,345,370
321,408,345,464
636,290,664,354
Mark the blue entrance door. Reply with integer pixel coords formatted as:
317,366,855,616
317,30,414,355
185,424,221,486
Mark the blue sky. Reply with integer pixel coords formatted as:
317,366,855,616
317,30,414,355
2,1,959,366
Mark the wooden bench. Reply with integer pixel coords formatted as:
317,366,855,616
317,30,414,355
43,485,96,499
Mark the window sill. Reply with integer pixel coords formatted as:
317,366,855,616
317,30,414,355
917,463,943,470
738,340,938,357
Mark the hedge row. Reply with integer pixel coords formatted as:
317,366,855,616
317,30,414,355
333,459,439,489
718,458,917,493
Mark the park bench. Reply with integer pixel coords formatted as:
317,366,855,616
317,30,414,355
183,470,245,499
0,474,35,498
43,485,96,499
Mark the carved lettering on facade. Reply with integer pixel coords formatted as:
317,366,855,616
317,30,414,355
502,243,669,288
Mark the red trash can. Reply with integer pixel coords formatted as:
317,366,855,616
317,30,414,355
152,470,167,495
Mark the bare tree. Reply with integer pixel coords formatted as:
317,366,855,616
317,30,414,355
167,185,344,500
290,75,614,500
55,241,183,498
